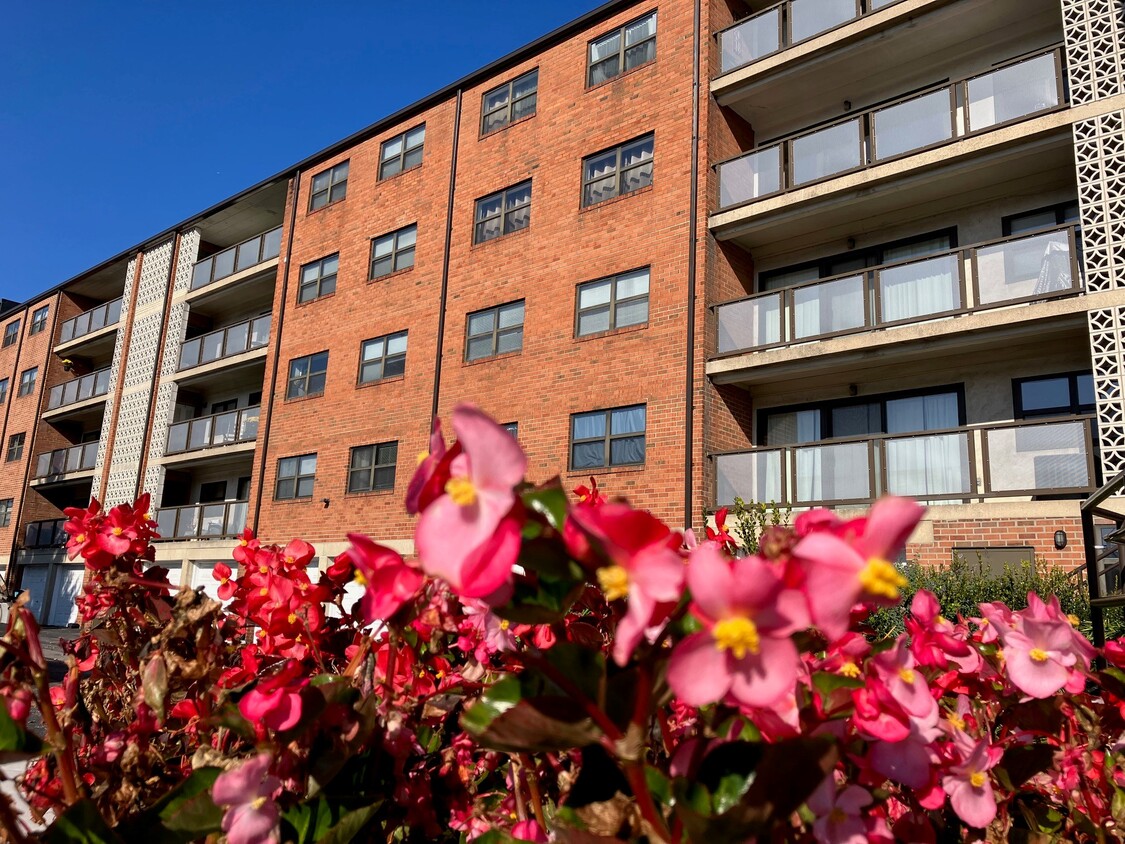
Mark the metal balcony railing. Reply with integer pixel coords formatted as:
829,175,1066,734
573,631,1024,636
714,416,1097,508
715,225,1081,355
24,519,67,549
178,315,270,371
34,443,98,480
166,406,260,456
716,47,1065,210
58,298,122,345
155,500,248,541
47,368,111,411
191,227,282,292
717,0,910,75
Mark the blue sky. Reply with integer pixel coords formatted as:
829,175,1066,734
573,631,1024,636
0,1,606,302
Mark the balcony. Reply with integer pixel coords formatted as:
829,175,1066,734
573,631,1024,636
191,227,282,294
717,47,1063,211
714,416,1095,508
33,443,98,481
715,225,1080,355
718,0,905,75
178,315,270,373
57,298,122,347
155,500,248,541
24,519,67,550
166,406,260,457
46,368,111,412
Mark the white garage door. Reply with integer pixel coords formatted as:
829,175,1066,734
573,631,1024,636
190,561,222,602
46,566,85,627
19,567,49,623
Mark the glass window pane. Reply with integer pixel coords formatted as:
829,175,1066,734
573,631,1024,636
351,447,373,469
1077,374,1095,407
513,93,537,120
213,248,236,280
334,161,349,180
296,477,315,498
590,32,621,62
579,309,611,335
579,280,612,308
791,119,862,186
967,53,1059,130
312,172,330,192
276,478,295,499
872,90,953,160
307,373,325,394
299,455,317,474
384,355,405,378
1021,377,1071,412
397,226,417,248
387,334,408,355
348,471,370,494
403,147,424,170
615,298,648,327
477,195,502,221
611,406,646,434
625,14,656,46
572,442,606,469
506,185,531,209
485,87,510,113
513,71,538,98
406,125,425,147
498,302,524,328
469,311,496,335
382,137,403,159
573,412,606,439
610,436,646,465
790,0,856,43
616,270,649,299
374,467,395,489
467,337,494,360
497,329,522,354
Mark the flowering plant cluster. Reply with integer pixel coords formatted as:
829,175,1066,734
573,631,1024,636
0,404,1122,842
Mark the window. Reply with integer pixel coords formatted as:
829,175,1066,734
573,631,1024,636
571,405,646,469
286,352,328,399
298,255,339,303
582,134,654,206
5,433,24,462
1014,371,1095,419
0,499,11,528
576,268,649,336
210,399,238,414
0,379,8,403
759,229,957,291
466,301,525,361
474,181,532,244
309,161,349,211
370,225,417,279
2,321,18,348
359,332,407,384
17,368,36,397
588,12,657,86
952,546,1035,578
347,441,398,493
482,69,538,135
502,422,519,439
379,125,425,180
29,306,48,336
276,454,317,500
760,388,963,445
199,481,227,504
1003,201,1080,236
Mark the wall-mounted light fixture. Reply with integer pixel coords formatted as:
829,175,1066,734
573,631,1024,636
322,498,331,509
1054,530,1067,551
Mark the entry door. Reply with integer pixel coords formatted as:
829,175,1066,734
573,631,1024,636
20,567,49,622
46,566,84,627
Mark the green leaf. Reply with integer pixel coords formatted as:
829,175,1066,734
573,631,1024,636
118,767,223,843
0,698,42,757
811,671,864,697
522,483,570,531
462,674,602,753
319,803,381,843
999,744,1055,789
44,800,123,844
546,643,606,704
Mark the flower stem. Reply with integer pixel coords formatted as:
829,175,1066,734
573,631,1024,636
33,668,80,804
518,753,548,830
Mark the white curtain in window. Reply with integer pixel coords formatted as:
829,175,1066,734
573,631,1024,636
793,275,865,339
885,394,965,498
878,254,960,323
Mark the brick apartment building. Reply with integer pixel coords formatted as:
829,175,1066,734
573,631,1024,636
2,0,1124,623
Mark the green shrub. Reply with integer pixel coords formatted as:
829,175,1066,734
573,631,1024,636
866,556,1125,641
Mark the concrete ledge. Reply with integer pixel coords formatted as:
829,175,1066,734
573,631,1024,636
158,440,256,466
169,346,267,384
53,323,118,357
29,468,95,488
42,393,109,422
179,258,279,306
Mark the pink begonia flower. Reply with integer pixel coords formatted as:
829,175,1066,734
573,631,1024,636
667,544,802,708
414,405,526,600
868,703,942,790
942,739,1002,829
907,590,976,671
807,779,872,844
212,753,282,844
458,599,519,662
510,819,548,842
238,660,308,732
407,418,448,515
793,497,924,641
339,533,424,623
568,503,685,665
1001,618,1083,699
870,642,937,720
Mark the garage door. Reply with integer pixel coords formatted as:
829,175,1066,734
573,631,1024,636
46,566,84,627
19,567,49,623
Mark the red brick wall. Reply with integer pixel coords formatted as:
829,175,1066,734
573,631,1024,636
908,516,1086,569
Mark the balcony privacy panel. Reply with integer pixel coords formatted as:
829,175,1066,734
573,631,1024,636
720,9,780,72
975,231,1073,305
716,451,782,505
719,146,781,206
985,422,1090,492
792,275,865,339
966,53,1058,130
717,294,782,352
872,90,952,159
877,255,961,322
789,0,857,43
791,119,861,185
795,441,870,503
885,433,971,498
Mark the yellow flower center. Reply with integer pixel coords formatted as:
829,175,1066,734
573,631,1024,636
259,565,268,574
712,617,761,660
937,615,949,626
112,527,123,536
239,538,249,547
1029,648,1050,663
948,713,966,731
499,619,510,630
143,512,152,521
251,796,267,810
353,570,367,587
838,662,862,679
445,477,477,507
1067,614,1080,628
416,450,429,465
287,613,298,625
596,565,630,602
858,558,908,600
898,667,916,684
258,587,268,597
829,808,848,824
969,771,986,789
76,534,86,543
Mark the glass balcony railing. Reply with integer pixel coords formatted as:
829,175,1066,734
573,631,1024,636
191,226,282,292
58,298,122,345
24,519,67,549
47,368,111,411
715,417,1096,507
155,501,248,541
715,225,1080,355
166,406,260,456
34,443,98,480
717,47,1064,209
178,315,270,371
718,0,906,74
